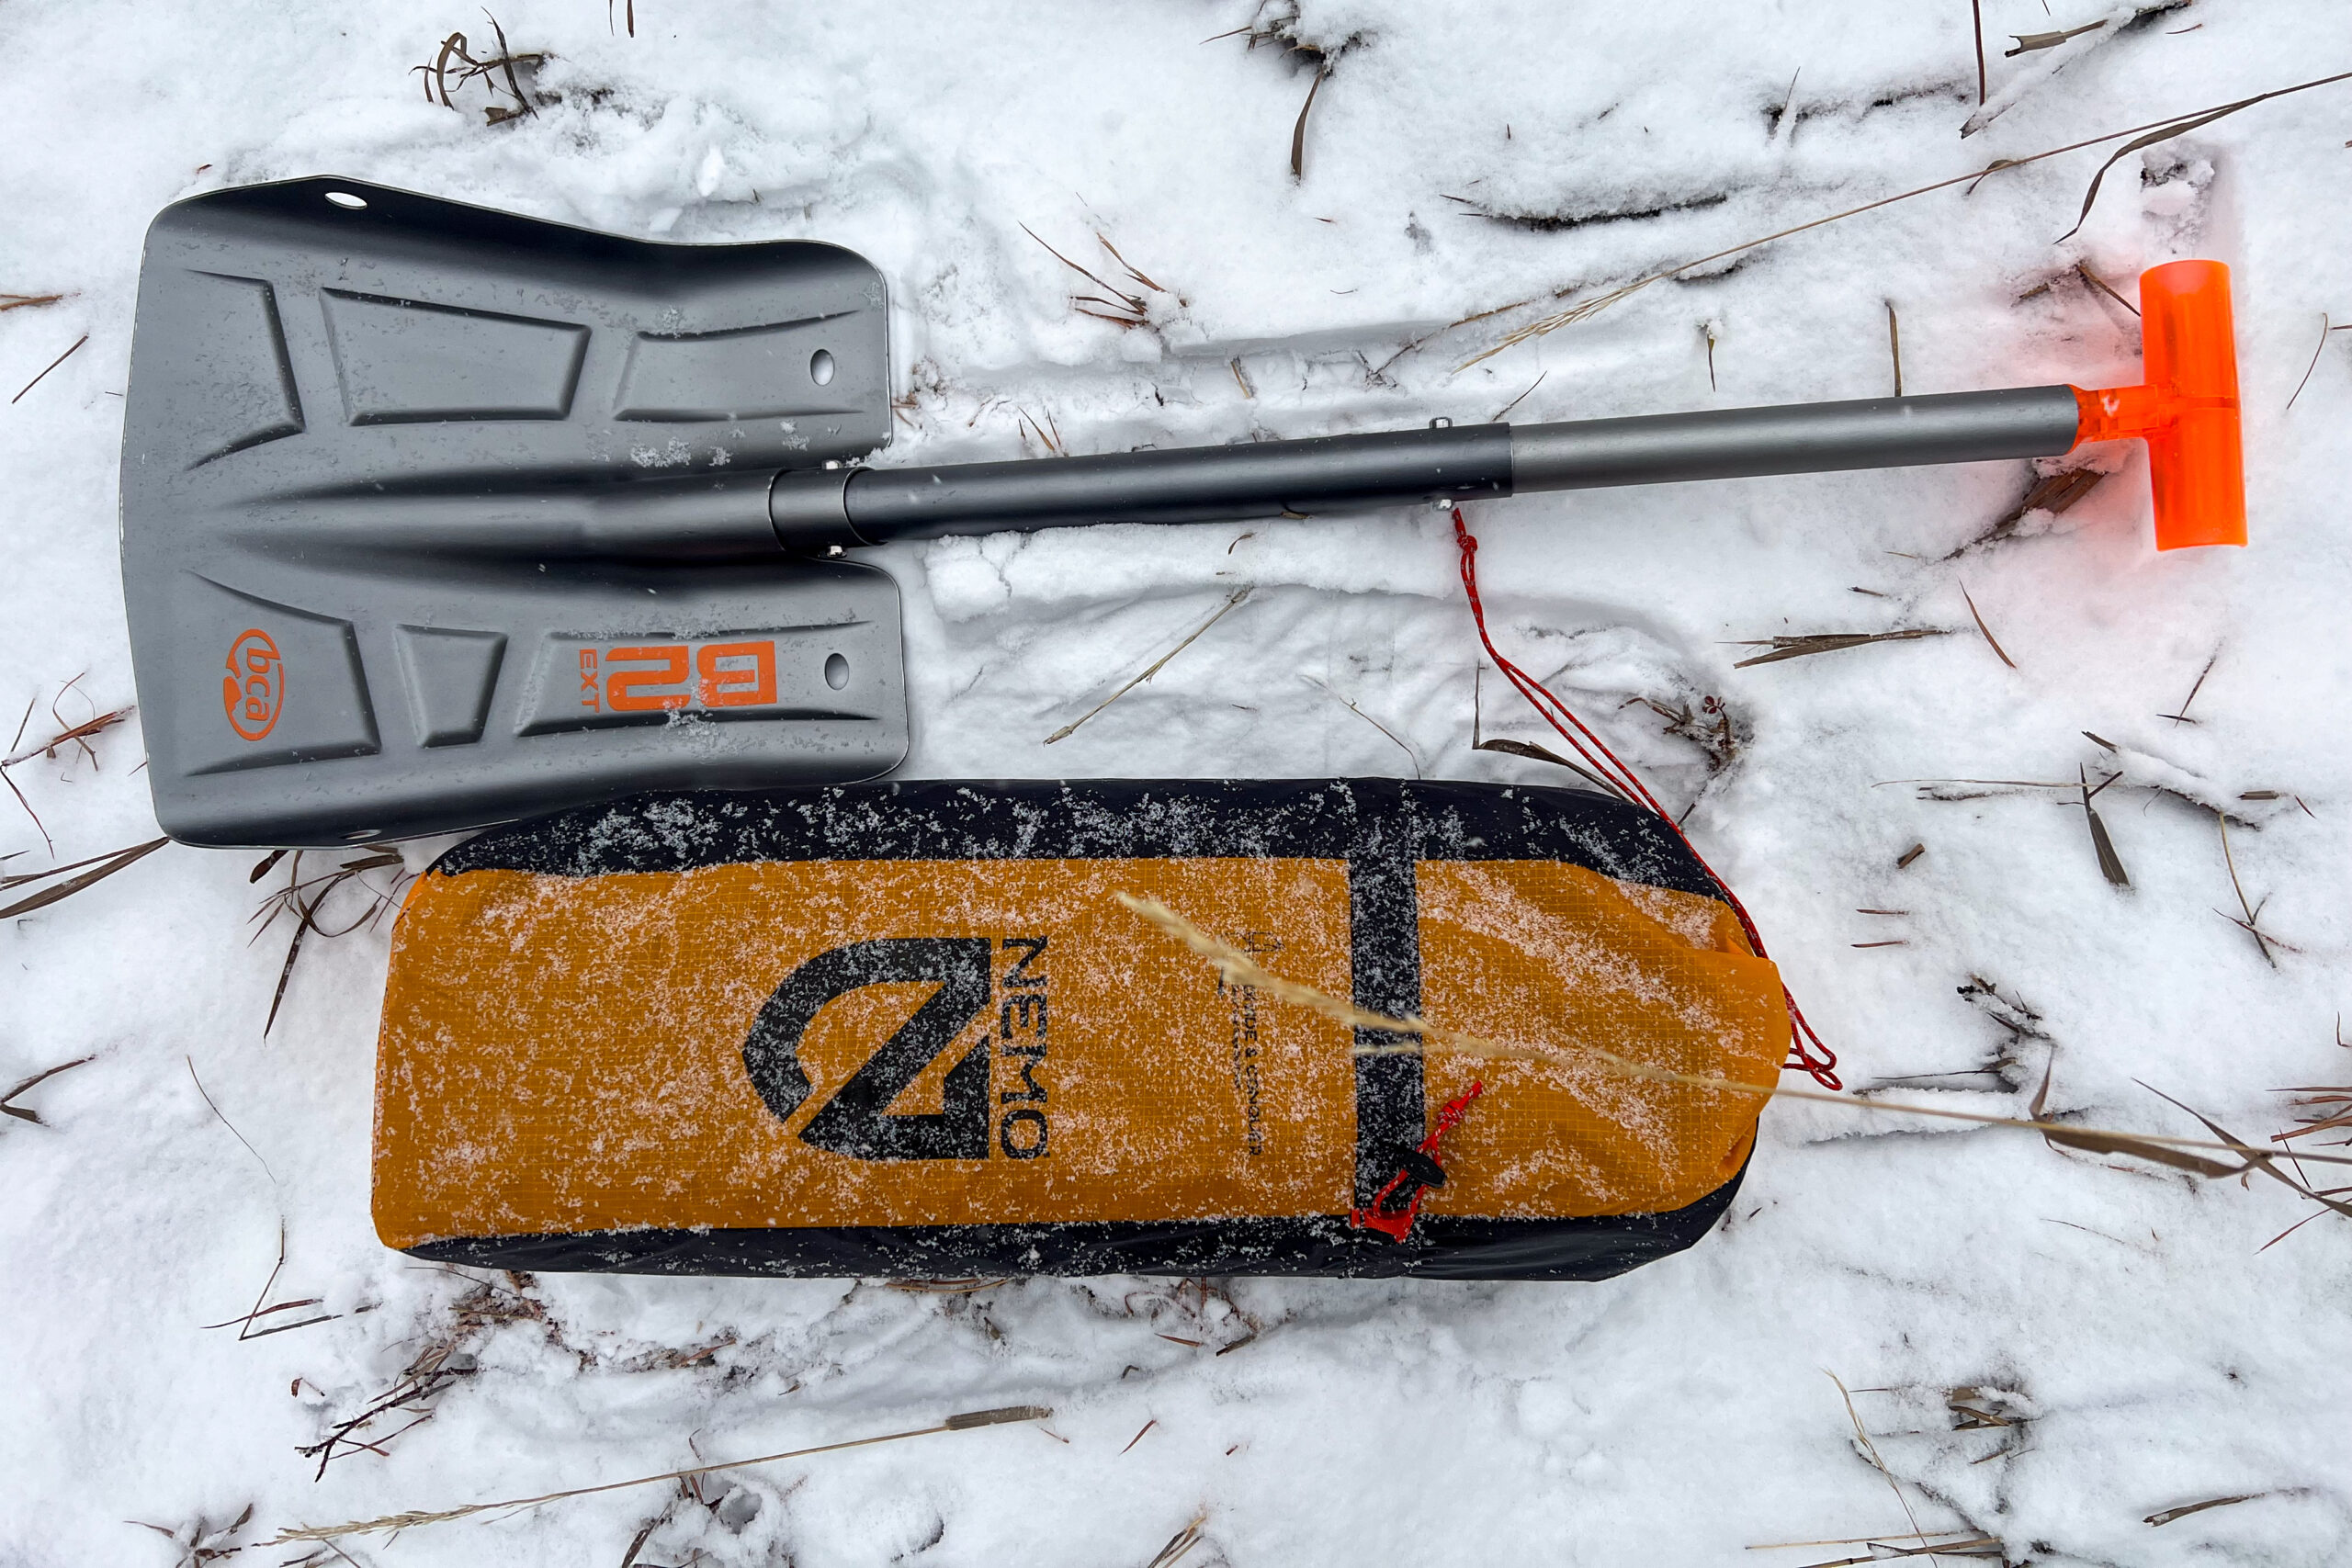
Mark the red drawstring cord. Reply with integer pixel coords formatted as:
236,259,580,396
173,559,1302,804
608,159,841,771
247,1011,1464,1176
1452,508,1841,1090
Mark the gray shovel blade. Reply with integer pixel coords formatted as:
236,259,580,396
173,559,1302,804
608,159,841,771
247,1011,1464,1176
120,176,906,847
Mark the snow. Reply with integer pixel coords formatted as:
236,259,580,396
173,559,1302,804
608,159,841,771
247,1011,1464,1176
5,1,2352,1563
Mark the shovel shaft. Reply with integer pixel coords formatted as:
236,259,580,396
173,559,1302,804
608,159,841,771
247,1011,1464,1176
771,385,2082,549
1509,384,2081,491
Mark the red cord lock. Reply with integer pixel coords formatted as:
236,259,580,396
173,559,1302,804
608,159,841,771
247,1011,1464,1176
1349,1080,1484,1242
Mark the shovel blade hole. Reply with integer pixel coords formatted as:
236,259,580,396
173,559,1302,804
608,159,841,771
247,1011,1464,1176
325,190,368,210
824,652,849,690
809,348,836,387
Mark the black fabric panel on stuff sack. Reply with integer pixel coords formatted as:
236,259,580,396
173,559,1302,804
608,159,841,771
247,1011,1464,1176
439,776,1724,894
405,1170,1744,1283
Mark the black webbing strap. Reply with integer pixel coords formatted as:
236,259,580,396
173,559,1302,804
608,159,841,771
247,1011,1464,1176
1348,819,1425,1209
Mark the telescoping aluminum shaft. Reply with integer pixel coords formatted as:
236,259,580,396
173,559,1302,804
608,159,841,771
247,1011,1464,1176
768,385,2086,550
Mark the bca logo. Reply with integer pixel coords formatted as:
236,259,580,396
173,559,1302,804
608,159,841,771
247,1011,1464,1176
222,627,283,740
741,937,1049,1162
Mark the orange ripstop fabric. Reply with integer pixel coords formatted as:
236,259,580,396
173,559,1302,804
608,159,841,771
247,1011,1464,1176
374,852,1785,1249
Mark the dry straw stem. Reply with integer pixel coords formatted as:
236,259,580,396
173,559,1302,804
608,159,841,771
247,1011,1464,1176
197,1219,337,1341
1451,72,2352,370
1114,894,2352,1173
1825,1371,1942,1562
1144,1511,1211,1568
1304,674,1420,775
1489,369,1546,423
1046,587,1252,744
185,1054,277,1180
2161,646,2219,724
271,1406,1051,1543
1795,1538,2001,1565
2285,314,2349,412
1747,1529,1996,1557
884,1277,1010,1294
0,292,65,312
2213,809,2278,965
10,333,85,404
2075,260,2140,316
1971,0,1988,103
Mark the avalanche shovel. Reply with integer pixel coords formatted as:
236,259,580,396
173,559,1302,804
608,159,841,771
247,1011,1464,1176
121,176,2244,848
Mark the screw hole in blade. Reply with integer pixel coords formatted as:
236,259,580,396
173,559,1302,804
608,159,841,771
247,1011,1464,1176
809,348,836,387
324,191,368,210
824,652,849,690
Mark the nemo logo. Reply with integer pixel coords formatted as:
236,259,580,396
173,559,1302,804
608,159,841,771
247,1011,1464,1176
578,640,779,715
222,627,283,740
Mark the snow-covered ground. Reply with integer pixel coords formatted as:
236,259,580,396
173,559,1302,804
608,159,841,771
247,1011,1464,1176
4,2,2350,1563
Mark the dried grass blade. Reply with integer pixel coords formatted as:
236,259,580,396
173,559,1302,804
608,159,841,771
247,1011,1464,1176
2286,313,2334,412
1960,583,2017,669
2041,1123,2238,1177
1475,737,1633,801
1306,675,1419,775
0,837,166,919
273,1409,1050,1542
2008,20,2106,55
1290,67,1329,179
1733,629,1949,668
2139,1081,2352,1222
1825,1371,1938,1553
2215,810,2274,966
1020,224,1137,310
1094,233,1166,293
186,1054,276,1179
2075,261,2139,316
266,919,308,1037
0,1054,96,1123
2144,1494,2261,1527
2080,768,2130,887
2061,72,2352,240
1046,587,1252,743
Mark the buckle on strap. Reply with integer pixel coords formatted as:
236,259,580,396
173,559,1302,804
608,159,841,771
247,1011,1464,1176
1349,1080,1483,1242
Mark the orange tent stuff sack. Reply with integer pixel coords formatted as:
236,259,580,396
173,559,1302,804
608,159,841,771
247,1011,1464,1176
371,779,1790,1280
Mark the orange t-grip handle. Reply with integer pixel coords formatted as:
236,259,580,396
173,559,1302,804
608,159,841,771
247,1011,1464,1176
2070,260,2245,549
